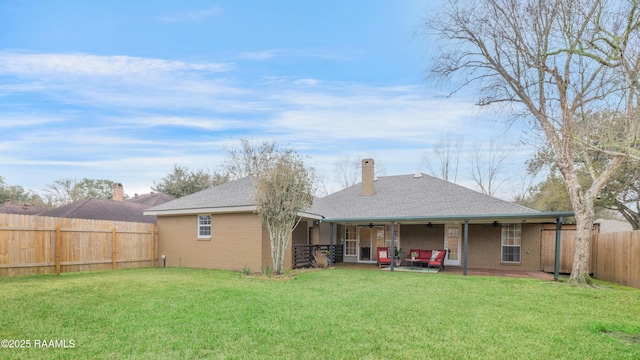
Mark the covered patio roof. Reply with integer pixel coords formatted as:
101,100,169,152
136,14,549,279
322,211,574,280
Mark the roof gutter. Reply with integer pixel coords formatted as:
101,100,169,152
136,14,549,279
144,205,324,220
321,211,574,223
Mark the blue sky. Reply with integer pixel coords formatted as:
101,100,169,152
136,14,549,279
0,0,536,198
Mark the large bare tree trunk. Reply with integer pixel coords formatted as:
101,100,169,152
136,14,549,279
564,173,595,283
571,211,594,283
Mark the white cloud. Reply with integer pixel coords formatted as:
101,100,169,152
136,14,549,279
238,50,281,60
0,50,533,200
156,6,223,23
293,78,321,86
112,116,244,131
237,48,353,62
0,52,232,79
0,114,65,128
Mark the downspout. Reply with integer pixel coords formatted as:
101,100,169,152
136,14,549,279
554,217,563,280
463,220,469,275
329,222,334,267
390,221,395,271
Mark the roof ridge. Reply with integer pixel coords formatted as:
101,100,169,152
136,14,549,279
63,198,94,217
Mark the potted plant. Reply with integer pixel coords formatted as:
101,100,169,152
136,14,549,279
394,248,404,266
410,251,419,260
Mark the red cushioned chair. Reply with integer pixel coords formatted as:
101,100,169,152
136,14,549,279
377,247,391,269
426,249,448,270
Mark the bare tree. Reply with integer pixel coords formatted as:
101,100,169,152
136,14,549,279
255,149,316,275
222,139,279,180
334,156,361,189
43,178,116,207
314,174,331,197
469,141,509,196
422,135,463,183
428,0,640,284
334,156,385,190
599,159,640,229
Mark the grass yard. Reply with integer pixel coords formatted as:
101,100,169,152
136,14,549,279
1,267,639,359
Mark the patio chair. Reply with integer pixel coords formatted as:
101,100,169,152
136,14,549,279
376,247,391,269
426,249,448,271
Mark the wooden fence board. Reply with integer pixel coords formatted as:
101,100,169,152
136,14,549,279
592,230,640,289
0,214,157,277
540,224,598,273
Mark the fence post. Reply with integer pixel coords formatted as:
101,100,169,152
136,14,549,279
112,228,117,270
152,225,158,267
554,217,563,281
55,226,61,275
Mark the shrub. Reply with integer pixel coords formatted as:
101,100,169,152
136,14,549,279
261,266,273,277
311,249,328,268
241,265,251,276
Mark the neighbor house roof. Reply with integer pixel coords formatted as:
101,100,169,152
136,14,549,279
595,219,634,233
127,192,174,207
317,173,572,222
0,200,46,215
40,198,158,223
145,173,574,222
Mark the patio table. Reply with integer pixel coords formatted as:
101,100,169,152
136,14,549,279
404,258,423,270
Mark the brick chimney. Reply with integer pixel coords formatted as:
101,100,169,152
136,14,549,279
112,183,124,201
361,159,375,196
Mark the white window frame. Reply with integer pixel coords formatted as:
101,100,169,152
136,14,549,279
501,223,521,263
198,214,212,239
344,225,357,256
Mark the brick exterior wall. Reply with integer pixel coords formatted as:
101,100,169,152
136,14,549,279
291,221,309,245
157,213,304,272
400,224,446,251
466,223,541,271
158,213,266,272
158,213,544,272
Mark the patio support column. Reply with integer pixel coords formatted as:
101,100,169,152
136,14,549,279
390,221,395,271
554,217,563,280
463,220,469,275
329,222,334,267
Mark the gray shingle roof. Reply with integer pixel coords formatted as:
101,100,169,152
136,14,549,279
147,176,328,217
147,176,257,212
316,173,537,219
40,199,157,223
147,173,540,221
127,192,174,207
0,201,47,215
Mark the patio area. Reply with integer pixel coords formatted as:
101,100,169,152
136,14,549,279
332,262,554,280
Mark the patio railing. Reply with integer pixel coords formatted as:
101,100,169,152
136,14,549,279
293,244,343,268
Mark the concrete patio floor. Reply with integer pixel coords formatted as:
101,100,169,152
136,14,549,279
332,262,554,280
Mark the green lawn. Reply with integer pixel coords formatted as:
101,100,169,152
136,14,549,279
1,267,639,359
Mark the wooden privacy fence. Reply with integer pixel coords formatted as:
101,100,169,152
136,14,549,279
592,230,640,289
0,214,157,277
540,223,598,274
